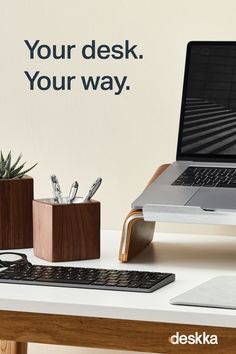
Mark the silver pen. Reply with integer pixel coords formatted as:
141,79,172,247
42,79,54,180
67,181,79,204
83,177,102,202
50,175,63,204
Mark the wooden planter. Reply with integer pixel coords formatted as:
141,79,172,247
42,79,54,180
33,198,100,262
0,176,33,249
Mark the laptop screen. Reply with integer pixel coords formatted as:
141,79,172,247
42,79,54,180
177,42,236,162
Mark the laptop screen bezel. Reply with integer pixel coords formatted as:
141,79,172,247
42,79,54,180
176,41,236,163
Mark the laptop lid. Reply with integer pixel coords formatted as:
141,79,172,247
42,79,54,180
177,41,236,163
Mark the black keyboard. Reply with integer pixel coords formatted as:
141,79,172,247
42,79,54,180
0,264,175,293
172,166,236,188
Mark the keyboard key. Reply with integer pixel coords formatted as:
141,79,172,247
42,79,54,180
128,281,141,288
172,180,183,186
181,181,193,186
117,282,130,287
193,182,202,186
92,281,106,286
203,181,215,187
217,183,236,188
139,283,153,289
22,276,40,281
73,279,93,284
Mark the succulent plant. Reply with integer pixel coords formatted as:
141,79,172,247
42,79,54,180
0,151,37,179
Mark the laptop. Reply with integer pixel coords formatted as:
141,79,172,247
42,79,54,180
132,42,236,216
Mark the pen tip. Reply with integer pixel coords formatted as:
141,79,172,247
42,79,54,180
50,174,57,182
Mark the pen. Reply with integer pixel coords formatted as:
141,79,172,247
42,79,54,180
83,177,102,202
50,175,63,204
67,181,79,204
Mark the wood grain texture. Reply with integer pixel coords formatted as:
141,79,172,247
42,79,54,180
33,199,100,262
146,163,171,189
119,164,170,262
119,210,155,262
0,177,33,249
0,341,27,354
0,310,236,353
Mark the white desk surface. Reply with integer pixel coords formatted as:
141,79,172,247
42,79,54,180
1,230,236,328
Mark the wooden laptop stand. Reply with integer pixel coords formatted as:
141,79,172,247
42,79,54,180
119,164,170,262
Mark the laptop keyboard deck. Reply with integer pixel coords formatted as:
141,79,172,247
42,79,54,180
172,166,236,188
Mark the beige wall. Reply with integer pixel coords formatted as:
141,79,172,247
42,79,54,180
1,0,236,353
2,0,236,236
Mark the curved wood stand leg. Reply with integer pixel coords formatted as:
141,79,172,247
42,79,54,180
0,341,27,354
119,164,171,262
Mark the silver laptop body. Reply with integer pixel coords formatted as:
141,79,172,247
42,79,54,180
132,42,236,215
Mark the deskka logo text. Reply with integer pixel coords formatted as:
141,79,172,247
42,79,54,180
169,331,218,345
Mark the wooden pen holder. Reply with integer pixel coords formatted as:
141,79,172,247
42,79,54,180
33,198,100,262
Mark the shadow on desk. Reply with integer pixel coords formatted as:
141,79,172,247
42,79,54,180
129,236,236,270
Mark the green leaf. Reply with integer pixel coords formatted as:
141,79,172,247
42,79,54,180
1,151,4,164
15,162,38,178
10,162,26,178
2,169,9,178
1,151,11,175
0,151,3,171
0,151,7,171
5,152,11,177
5,151,11,164
10,153,22,172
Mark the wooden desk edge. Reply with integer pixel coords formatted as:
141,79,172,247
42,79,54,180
0,310,236,354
